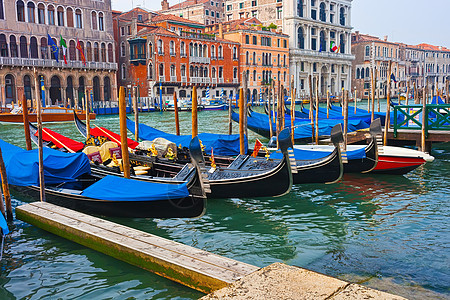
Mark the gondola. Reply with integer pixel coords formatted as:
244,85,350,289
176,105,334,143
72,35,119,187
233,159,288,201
1,138,207,218
73,115,294,198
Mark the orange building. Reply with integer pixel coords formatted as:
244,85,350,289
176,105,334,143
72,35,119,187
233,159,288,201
119,12,240,102
206,18,290,102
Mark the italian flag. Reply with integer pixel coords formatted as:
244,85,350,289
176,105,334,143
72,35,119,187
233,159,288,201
60,35,68,64
330,41,338,53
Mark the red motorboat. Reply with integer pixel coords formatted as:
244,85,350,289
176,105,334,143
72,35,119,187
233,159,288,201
371,146,434,175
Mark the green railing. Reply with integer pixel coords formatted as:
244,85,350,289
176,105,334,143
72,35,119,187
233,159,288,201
393,104,450,138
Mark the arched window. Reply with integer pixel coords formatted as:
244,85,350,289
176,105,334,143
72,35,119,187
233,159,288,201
24,75,32,100
69,40,76,60
170,64,176,77
148,63,153,79
203,45,207,57
157,39,163,54
37,3,45,24
180,41,185,56
319,2,326,22
0,34,8,57
189,43,193,56
19,35,28,58
253,52,256,64
75,9,82,28
86,41,92,61
103,77,111,101
233,46,237,59
48,5,55,25
212,67,216,78
320,31,326,52
121,64,126,80
67,7,74,27
181,65,186,77
193,43,198,56
297,0,303,17
297,27,304,49
219,67,223,78
211,45,215,58
120,42,125,57
246,51,249,64
218,45,223,58
17,0,25,22
198,44,203,57
0,0,4,19
5,74,16,103
40,36,47,58
361,68,365,78
233,67,237,79
366,68,369,78
27,2,35,23
356,68,360,79
57,6,64,26
91,11,97,30
30,36,38,58
340,7,345,26
277,54,280,66
169,40,175,55
365,45,370,57
10,36,17,57
283,54,286,66
159,64,164,76
189,65,193,77
339,34,345,53
203,67,208,77
92,76,100,101
98,12,104,31
107,43,113,62
93,42,99,61
100,43,106,62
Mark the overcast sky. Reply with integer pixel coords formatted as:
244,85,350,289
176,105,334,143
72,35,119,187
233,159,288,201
111,0,449,48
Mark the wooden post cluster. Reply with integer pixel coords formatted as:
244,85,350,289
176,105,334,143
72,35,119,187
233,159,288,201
173,92,180,136
192,86,198,138
383,61,392,146
118,86,131,179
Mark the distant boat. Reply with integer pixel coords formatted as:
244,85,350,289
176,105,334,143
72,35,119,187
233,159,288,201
0,106,95,124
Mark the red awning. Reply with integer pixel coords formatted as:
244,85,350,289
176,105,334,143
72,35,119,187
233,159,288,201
90,127,139,149
36,128,85,152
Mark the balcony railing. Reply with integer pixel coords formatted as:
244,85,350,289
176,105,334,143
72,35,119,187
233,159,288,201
189,56,211,64
170,76,177,82
181,76,187,83
169,51,176,56
211,55,217,60
233,78,239,84
202,78,210,84
159,76,165,82
180,53,187,58
218,78,224,83
0,57,118,70
212,78,217,84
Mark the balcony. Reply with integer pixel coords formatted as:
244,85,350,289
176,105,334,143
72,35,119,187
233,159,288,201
180,53,187,58
158,50,164,56
159,76,165,82
180,31,216,41
130,53,146,66
218,56,224,60
170,76,177,82
189,56,211,64
218,78,224,84
0,57,118,71
233,78,239,84
212,78,217,84
211,55,217,60
181,76,187,83
202,78,210,84
291,49,354,60
169,51,176,57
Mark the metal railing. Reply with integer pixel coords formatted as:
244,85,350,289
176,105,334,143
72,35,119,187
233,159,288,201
189,56,211,64
0,57,117,70
393,104,450,138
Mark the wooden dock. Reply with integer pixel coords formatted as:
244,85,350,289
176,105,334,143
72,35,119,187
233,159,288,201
16,202,405,299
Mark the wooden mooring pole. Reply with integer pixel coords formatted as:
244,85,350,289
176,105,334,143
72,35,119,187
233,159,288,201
22,94,32,151
227,96,232,135
173,92,180,136
421,84,427,152
192,86,198,138
343,90,349,149
0,148,13,220
326,90,330,119
119,86,131,179
370,68,375,121
383,61,392,146
315,77,319,145
85,96,91,139
37,83,45,202
239,88,245,155
133,87,139,142
290,80,295,146
268,86,273,138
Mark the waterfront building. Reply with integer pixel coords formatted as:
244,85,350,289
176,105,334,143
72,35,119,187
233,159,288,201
351,32,450,99
224,0,354,98
206,17,290,100
114,10,240,102
160,0,225,26
0,0,118,106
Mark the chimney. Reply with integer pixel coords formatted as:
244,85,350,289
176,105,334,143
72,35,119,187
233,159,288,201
161,0,169,11
384,35,388,42
218,23,223,39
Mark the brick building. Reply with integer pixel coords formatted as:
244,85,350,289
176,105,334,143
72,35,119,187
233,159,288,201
206,17,290,101
0,0,117,106
114,10,240,102
160,0,224,26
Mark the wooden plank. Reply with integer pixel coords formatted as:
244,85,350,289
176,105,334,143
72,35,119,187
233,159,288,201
16,202,259,294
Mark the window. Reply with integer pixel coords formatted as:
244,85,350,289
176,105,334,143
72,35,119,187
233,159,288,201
0,0,4,19
40,36,47,58
245,35,249,44
205,9,209,16
67,7,74,27
100,43,106,62
120,42,125,57
169,41,175,55
91,11,97,30
277,7,282,19
10,35,17,57
239,2,244,9
339,34,345,53
86,42,92,61
17,0,25,22
170,64,176,77
19,35,28,58
233,67,238,79
251,10,257,17
218,45,223,58
157,39,163,55
159,64,164,76
57,6,64,26
27,2,35,23
319,2,325,22
99,12,104,31
219,66,223,78
297,0,303,17
283,40,287,48
75,9,82,28
227,5,231,11
340,7,345,26
311,37,316,51
181,65,186,77
30,36,38,58
120,27,125,36
233,47,237,59
121,64,126,80
0,34,8,57
313,62,317,72
93,42,99,61
319,31,325,51
180,41,185,56
365,45,370,57
252,0,257,6
211,11,214,17
138,14,142,22
127,26,131,35
38,4,45,24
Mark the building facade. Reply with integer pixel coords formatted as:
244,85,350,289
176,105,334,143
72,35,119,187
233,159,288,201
224,0,354,97
160,0,225,26
116,11,240,102
0,0,117,106
351,32,450,99
206,18,290,101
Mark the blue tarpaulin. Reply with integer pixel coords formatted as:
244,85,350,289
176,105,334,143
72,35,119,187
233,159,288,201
127,119,248,156
0,141,91,186
0,213,8,235
81,175,189,201
269,146,366,161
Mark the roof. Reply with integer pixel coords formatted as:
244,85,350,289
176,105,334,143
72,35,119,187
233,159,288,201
151,13,205,27
115,7,157,21
163,0,209,10
207,17,288,37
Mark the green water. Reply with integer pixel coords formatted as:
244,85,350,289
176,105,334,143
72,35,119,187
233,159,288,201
0,106,449,299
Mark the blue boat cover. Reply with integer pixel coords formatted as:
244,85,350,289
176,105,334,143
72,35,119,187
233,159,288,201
127,119,248,156
431,96,445,105
269,146,366,161
2,144,91,186
81,175,189,201
0,139,23,167
0,212,8,235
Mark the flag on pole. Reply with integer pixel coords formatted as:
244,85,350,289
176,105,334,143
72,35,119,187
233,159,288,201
60,35,68,64
251,139,263,157
76,39,86,66
337,44,341,53
330,41,338,53
47,34,59,62
319,42,323,52
390,73,397,83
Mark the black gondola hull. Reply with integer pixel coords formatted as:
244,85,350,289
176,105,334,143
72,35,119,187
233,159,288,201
343,138,378,173
293,148,342,184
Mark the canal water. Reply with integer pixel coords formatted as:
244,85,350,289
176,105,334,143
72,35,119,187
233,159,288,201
0,105,449,299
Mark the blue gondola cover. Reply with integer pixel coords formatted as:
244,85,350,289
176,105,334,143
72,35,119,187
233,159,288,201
81,175,189,201
269,146,366,161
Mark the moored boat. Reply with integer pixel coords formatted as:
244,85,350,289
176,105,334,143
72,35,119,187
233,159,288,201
0,106,95,124
371,146,434,174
